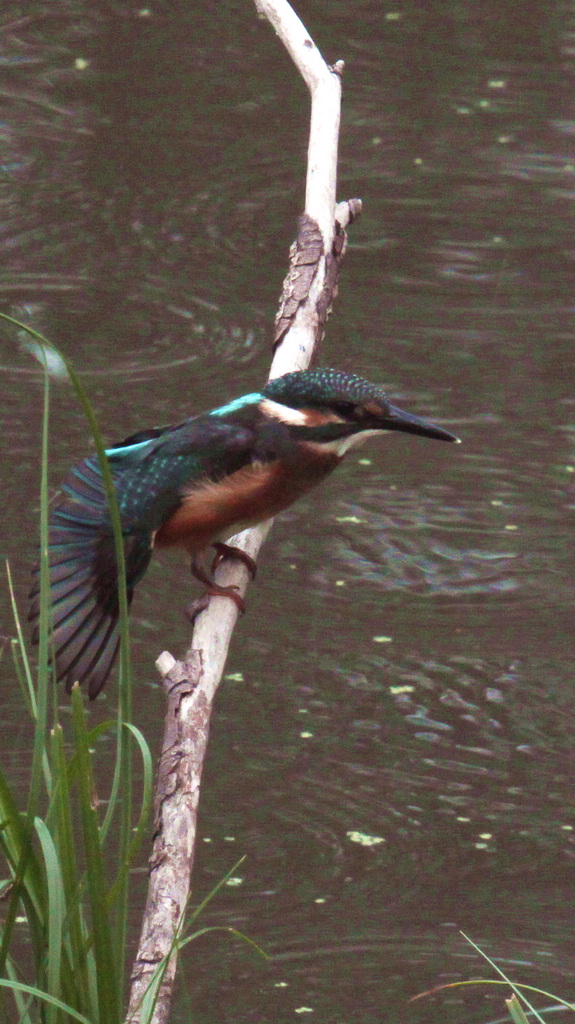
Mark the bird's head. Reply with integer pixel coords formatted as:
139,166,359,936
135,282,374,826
260,368,459,454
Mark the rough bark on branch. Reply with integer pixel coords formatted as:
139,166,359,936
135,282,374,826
273,198,362,354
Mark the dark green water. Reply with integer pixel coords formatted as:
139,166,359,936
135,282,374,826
2,1,575,1021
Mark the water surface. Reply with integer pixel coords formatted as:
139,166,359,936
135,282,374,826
2,1,575,1021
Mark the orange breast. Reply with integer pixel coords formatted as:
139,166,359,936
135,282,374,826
154,453,338,553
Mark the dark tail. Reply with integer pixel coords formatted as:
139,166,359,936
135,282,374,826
29,455,152,699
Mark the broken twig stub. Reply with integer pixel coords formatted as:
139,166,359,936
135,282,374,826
273,198,362,353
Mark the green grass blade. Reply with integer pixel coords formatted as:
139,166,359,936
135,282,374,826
106,722,153,909
5,563,53,799
8,638,35,720
64,719,118,781
34,818,65,1022
71,685,120,1023
177,925,269,959
31,366,52,806
138,922,268,1021
0,759,46,948
0,368,53,979
47,724,95,1016
188,855,247,924
0,979,94,1024
3,955,34,1024
506,994,532,1024
461,932,548,1024
5,563,36,716
136,857,263,1023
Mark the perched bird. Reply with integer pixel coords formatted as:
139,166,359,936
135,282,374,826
29,368,458,698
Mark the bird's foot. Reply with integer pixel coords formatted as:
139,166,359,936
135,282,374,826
211,541,257,579
188,550,247,621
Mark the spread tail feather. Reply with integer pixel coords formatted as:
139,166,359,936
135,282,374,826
30,456,152,698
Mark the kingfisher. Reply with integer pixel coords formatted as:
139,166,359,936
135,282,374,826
29,368,458,698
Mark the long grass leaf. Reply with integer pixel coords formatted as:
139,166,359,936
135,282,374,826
506,994,532,1024
0,370,53,979
0,978,94,1024
136,857,260,1023
32,366,52,806
48,724,94,1016
5,563,36,714
3,954,34,1024
188,856,247,924
460,932,548,1024
177,925,269,959
5,562,52,797
0,761,46,950
71,685,120,1023
106,722,153,908
34,818,65,1022
8,639,35,720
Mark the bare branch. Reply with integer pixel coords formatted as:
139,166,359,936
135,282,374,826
255,0,342,249
256,0,343,376
126,3,357,1020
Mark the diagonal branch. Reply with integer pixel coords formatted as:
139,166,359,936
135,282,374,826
125,3,360,1021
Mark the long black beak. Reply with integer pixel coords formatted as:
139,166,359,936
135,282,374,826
385,404,460,443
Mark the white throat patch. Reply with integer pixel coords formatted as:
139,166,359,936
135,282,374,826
305,428,385,457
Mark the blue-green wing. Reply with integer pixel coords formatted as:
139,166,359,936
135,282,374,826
29,413,259,697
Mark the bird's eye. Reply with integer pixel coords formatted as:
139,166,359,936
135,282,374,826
332,401,357,418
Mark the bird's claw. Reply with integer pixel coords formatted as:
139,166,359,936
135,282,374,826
185,593,210,623
211,541,257,579
186,581,246,623
188,545,252,621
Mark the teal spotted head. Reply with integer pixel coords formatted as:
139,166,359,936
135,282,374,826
261,368,459,451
